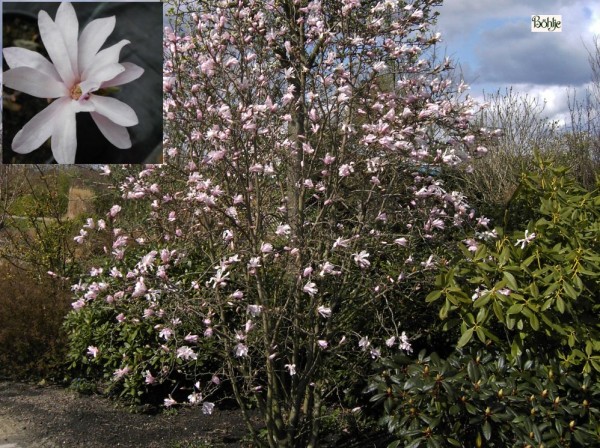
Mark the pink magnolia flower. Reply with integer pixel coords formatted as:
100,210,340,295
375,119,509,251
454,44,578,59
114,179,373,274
2,2,144,163
202,402,215,415
285,364,297,376
303,281,318,296
164,395,177,408
353,250,371,269
113,365,131,380
317,306,332,318
176,346,197,360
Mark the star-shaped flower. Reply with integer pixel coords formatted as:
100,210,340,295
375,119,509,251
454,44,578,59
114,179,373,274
2,2,144,163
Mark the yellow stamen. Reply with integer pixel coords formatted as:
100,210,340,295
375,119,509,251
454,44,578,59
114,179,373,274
70,84,82,100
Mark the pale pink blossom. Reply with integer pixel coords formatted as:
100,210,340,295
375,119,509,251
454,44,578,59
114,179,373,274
303,281,318,296
184,333,199,343
159,327,173,340
202,402,215,415
74,229,87,244
86,345,99,358
247,304,263,316
113,366,131,380
71,298,85,310
109,204,122,218
164,395,177,407
353,250,371,269
515,230,536,249
234,343,249,357
338,163,354,177
2,2,144,163
231,290,244,300
317,306,332,318
131,277,147,297
261,242,273,254
176,346,197,360
399,331,413,353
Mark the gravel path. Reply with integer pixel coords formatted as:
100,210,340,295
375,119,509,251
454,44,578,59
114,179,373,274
0,382,250,447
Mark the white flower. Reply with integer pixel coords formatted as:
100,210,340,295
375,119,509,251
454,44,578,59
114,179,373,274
394,237,408,247
338,163,354,177
285,364,297,376
515,230,536,249
158,327,173,340
131,277,147,298
261,242,274,253
86,345,99,358
109,204,122,218
399,331,413,353
275,223,291,236
184,333,199,343
202,402,215,415
234,343,249,357
188,392,202,404
332,237,352,249
176,346,197,360
164,395,177,408
303,281,318,296
353,250,371,269
113,365,131,380
247,304,263,316
358,336,370,350
2,2,144,163
317,306,332,318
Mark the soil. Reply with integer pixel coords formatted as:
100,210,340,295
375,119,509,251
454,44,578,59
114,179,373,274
0,381,253,447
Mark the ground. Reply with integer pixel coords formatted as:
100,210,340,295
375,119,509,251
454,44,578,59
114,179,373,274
0,381,251,448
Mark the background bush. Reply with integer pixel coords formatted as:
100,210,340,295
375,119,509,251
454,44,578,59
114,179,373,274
370,160,600,447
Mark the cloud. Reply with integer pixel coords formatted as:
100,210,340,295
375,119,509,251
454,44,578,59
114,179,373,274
475,23,591,86
438,0,599,87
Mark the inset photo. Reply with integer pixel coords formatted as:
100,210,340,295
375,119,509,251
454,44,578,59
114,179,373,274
2,2,163,164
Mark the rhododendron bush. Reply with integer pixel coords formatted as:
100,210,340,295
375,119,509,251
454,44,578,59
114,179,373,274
65,0,495,446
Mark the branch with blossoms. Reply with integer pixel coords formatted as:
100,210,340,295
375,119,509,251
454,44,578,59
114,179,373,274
67,1,496,447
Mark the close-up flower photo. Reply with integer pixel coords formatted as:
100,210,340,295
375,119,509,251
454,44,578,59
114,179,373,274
2,2,163,164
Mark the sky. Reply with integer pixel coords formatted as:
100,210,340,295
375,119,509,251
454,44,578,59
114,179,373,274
2,0,598,126
435,0,600,126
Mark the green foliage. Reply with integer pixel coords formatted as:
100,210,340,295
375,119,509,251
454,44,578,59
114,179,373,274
370,160,600,447
429,160,600,372
63,244,221,405
369,348,600,447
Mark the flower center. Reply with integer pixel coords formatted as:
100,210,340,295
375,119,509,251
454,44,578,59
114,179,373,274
70,84,82,100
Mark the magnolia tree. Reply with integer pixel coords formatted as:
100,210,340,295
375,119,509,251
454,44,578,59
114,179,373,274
67,0,495,446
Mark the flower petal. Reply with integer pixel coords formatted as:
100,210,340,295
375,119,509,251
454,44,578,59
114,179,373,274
12,97,70,154
3,67,68,98
101,62,144,88
91,112,132,149
3,47,61,81
55,2,79,75
89,95,138,127
52,100,78,164
82,40,130,81
78,16,116,75
80,63,125,95
38,9,76,86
